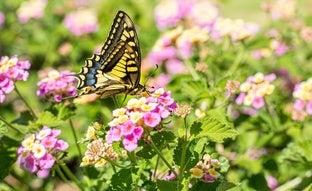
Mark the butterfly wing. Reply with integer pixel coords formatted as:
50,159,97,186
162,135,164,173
75,11,142,98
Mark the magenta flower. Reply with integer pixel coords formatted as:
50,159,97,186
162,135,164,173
16,126,68,178
0,12,5,27
154,0,192,29
17,0,47,23
0,55,31,103
37,69,77,102
106,88,177,151
63,9,98,36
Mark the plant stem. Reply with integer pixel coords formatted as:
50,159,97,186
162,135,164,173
264,98,277,130
149,138,178,177
69,119,82,159
226,43,245,77
0,114,24,134
177,117,189,190
14,86,37,119
185,59,200,81
59,162,85,190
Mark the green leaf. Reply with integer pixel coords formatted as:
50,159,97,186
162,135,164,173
49,103,76,120
190,109,238,143
35,111,64,128
173,138,199,170
157,180,178,191
11,111,34,125
181,80,210,101
0,136,19,180
216,182,238,191
280,139,312,163
108,168,133,191
152,131,176,148
137,131,176,159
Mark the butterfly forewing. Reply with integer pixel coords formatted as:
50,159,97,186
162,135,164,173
74,11,144,99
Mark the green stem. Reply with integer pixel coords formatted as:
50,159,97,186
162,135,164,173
226,43,245,77
177,117,189,189
14,86,37,119
149,138,178,177
55,164,67,182
0,114,24,134
264,98,277,130
59,163,85,190
105,157,131,169
69,119,82,159
153,155,160,180
185,59,200,81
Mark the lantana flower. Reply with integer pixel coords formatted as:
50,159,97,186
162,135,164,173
17,0,47,23
190,154,221,183
235,72,276,110
36,69,77,102
0,55,31,103
63,9,99,36
106,88,177,151
288,78,312,120
16,126,69,178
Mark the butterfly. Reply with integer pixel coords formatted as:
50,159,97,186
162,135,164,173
74,11,146,99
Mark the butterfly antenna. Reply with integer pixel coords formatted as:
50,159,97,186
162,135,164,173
143,64,158,90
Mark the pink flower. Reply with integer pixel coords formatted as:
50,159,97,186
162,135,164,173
17,0,47,23
0,12,4,27
143,112,161,128
165,59,188,74
16,126,68,178
120,121,135,136
265,175,278,190
123,134,139,152
107,88,177,151
293,99,305,111
252,97,265,109
63,9,98,36
0,56,31,103
154,0,192,29
37,69,77,103
148,74,171,89
306,101,312,114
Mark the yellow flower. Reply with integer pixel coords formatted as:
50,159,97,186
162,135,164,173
22,134,35,150
240,82,251,92
190,167,204,178
129,111,143,123
112,108,127,117
94,158,107,168
86,126,96,140
32,143,46,159
253,73,264,83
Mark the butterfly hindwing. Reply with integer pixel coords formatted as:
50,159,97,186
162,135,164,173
74,11,144,98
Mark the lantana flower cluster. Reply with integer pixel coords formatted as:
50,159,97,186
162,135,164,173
288,78,312,120
190,154,221,183
16,126,69,178
37,69,77,102
81,123,121,168
17,0,47,23
235,72,276,109
106,88,177,152
147,0,258,87
0,55,31,103
63,9,99,36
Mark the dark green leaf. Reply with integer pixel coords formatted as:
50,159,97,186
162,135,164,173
108,168,133,191
0,136,19,180
11,111,34,125
191,109,238,143
157,180,178,191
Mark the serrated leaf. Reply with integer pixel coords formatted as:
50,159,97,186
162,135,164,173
151,131,176,148
191,109,238,143
50,103,76,120
173,138,199,170
136,144,155,159
216,182,238,191
281,139,312,163
36,111,64,127
109,168,133,191
181,80,210,100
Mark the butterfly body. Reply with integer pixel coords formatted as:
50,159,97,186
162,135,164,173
75,11,145,99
